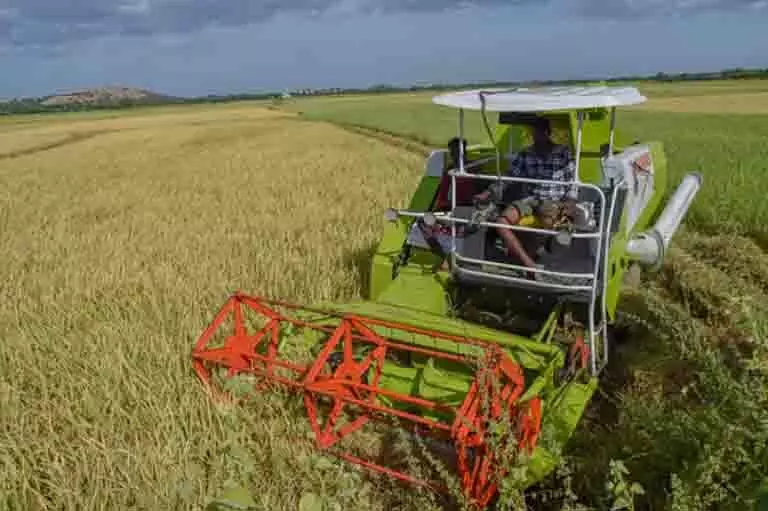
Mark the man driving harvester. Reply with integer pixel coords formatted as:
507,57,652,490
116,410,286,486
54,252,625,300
473,117,578,274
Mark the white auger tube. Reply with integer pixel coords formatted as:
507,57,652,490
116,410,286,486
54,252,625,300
625,172,703,269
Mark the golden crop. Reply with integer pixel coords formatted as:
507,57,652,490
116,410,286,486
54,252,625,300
3,79,768,510
0,104,438,510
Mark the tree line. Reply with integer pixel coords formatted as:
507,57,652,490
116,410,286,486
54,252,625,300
2,66,766,116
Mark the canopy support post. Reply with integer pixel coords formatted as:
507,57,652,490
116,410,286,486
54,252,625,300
574,111,584,184
608,107,616,155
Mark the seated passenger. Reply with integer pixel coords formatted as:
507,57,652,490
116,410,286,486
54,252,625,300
434,137,478,210
473,117,577,272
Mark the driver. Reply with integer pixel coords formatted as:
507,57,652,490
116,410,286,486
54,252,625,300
473,117,578,272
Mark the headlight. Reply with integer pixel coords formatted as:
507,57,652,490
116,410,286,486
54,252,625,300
384,208,399,222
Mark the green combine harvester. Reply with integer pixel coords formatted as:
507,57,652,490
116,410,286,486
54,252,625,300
192,86,702,508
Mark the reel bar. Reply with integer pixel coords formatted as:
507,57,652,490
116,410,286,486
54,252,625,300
231,292,521,351
192,293,544,508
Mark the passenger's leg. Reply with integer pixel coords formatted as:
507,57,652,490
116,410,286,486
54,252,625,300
497,201,538,270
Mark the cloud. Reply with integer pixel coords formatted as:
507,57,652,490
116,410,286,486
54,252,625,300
574,0,767,17
1,0,765,49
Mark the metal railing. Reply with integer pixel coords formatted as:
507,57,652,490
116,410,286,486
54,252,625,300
392,170,624,375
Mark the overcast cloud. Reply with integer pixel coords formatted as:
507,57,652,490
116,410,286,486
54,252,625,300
0,0,765,98
1,0,766,49
574,0,767,17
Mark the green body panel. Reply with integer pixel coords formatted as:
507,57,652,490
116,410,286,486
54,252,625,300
407,174,442,211
605,229,630,321
323,297,563,367
523,377,599,484
376,266,450,315
369,218,408,301
602,140,666,316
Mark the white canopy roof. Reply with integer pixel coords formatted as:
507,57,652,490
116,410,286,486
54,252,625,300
431,85,647,112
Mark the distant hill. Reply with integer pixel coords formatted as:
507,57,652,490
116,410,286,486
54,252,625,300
40,86,176,107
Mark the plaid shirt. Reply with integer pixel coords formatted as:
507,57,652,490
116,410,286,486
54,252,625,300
490,144,578,201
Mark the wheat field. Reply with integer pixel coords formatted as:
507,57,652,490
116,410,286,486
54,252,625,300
0,105,446,510
2,81,768,510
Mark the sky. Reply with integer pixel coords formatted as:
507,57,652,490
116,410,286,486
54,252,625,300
0,0,767,99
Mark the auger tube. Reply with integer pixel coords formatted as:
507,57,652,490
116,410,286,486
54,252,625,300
625,171,703,269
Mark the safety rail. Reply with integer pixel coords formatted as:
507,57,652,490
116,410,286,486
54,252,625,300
396,209,600,289
447,215,602,239
455,172,612,375
386,171,623,375
449,155,497,172
391,197,605,288
447,169,592,190
454,255,595,282
440,172,607,269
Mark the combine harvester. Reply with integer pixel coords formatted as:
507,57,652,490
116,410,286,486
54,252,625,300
192,86,702,508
